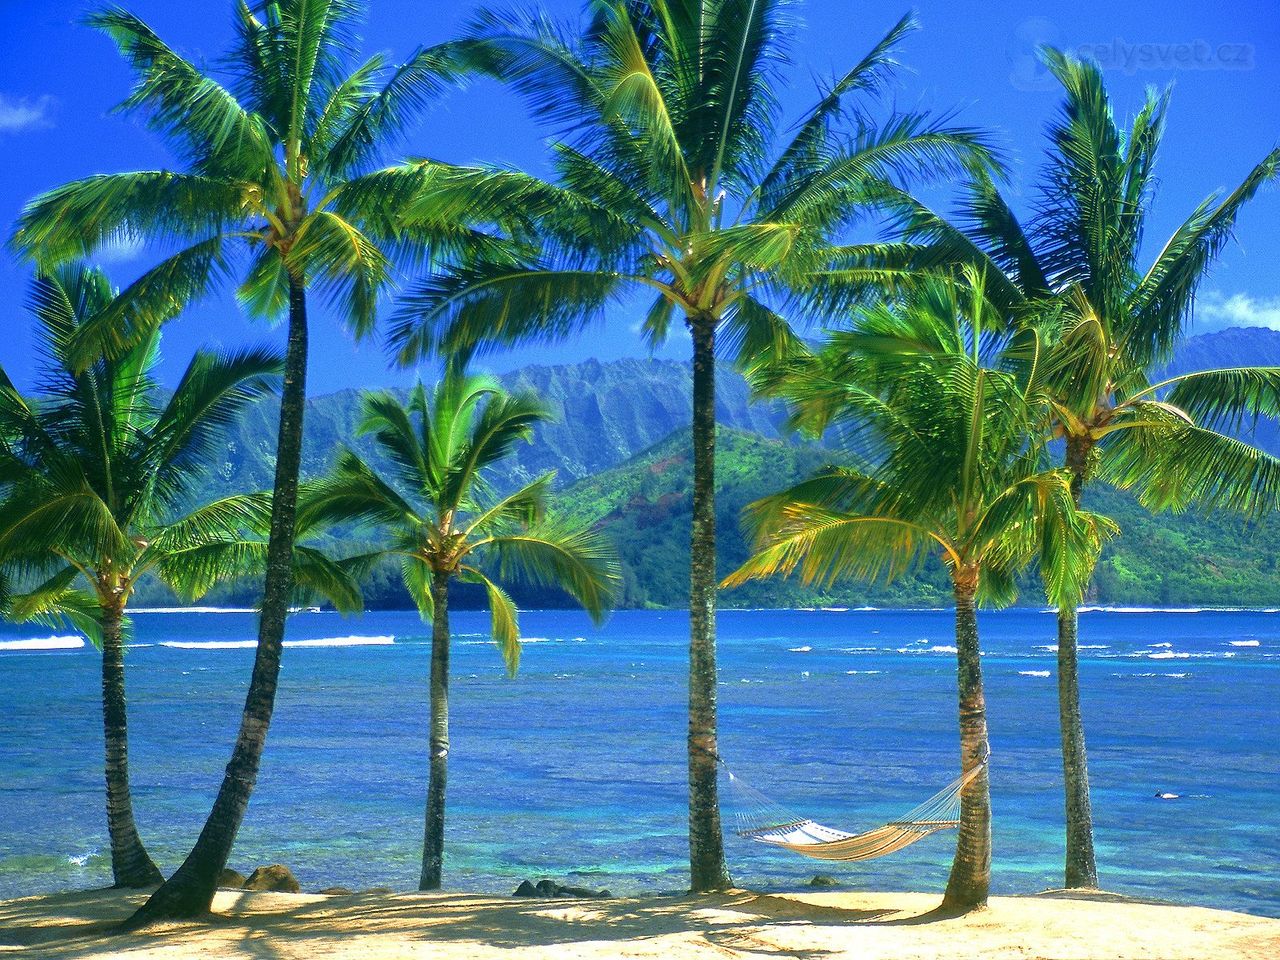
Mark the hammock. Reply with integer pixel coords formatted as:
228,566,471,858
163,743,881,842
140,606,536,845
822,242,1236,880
720,757,987,863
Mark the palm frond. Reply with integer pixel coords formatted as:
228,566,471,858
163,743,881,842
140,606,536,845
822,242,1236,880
143,494,273,560
5,566,105,649
298,449,421,531
11,172,242,267
399,553,435,621
486,519,619,624
317,42,468,178
389,260,627,365
1127,147,1280,365
66,236,230,368
458,564,521,676
1101,416,1280,515
762,112,998,227
720,295,807,372
147,346,282,505
464,472,553,535
1143,366,1280,431
291,543,365,613
1034,48,1133,307
727,498,941,589
287,211,389,338
760,12,918,198
88,6,273,178
443,390,547,509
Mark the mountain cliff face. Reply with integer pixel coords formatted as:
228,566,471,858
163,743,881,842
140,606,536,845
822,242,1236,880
200,355,796,499
205,327,1280,499
499,357,791,485
1165,326,1280,375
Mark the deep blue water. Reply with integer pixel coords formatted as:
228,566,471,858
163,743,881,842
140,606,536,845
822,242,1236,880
1,607,1277,916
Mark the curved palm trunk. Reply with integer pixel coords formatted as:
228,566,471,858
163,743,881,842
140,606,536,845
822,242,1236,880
687,317,731,893
100,600,164,888
125,277,309,927
420,571,451,890
942,573,992,912
1057,438,1098,888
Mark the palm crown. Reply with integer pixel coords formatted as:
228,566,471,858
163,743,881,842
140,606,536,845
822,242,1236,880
0,265,293,629
10,0,463,353
387,2,998,362
727,272,1113,608
878,49,1280,514
302,372,619,673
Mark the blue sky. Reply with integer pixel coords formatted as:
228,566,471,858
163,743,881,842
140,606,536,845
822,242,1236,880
1,0,1278,393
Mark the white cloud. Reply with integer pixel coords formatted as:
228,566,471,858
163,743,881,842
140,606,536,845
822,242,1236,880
0,94,54,133
1195,291,1280,332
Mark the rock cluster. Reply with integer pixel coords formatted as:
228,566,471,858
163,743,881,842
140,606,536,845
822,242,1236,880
513,879,612,899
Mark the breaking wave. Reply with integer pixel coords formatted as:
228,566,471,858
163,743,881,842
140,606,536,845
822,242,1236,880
0,636,84,651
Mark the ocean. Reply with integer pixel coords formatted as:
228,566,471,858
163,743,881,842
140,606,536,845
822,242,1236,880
1,608,1277,916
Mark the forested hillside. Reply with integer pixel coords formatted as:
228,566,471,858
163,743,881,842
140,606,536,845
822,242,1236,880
134,328,1280,609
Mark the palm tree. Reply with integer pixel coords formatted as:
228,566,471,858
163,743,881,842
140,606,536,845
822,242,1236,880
725,273,1112,911
300,371,619,890
0,264,311,889
9,1,466,922
865,49,1280,889
387,1,997,891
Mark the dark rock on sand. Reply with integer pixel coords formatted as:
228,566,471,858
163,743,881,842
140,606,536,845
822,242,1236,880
244,865,301,893
217,868,247,889
808,875,840,888
317,886,355,896
515,878,611,899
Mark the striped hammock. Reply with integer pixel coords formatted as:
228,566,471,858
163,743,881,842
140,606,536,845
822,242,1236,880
722,759,987,863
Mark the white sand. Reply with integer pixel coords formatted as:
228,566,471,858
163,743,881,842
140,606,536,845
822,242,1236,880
1,887,1277,959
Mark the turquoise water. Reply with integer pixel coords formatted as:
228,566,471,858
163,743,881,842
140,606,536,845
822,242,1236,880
0,608,1277,916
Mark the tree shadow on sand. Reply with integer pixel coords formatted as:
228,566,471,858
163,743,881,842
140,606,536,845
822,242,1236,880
0,888,965,958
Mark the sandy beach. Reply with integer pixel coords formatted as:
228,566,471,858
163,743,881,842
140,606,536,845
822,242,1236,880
1,886,1276,959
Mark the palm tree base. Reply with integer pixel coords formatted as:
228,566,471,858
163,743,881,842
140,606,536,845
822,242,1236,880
936,895,989,916
120,874,218,930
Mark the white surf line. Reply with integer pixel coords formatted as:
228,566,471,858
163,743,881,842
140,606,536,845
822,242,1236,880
0,635,85,651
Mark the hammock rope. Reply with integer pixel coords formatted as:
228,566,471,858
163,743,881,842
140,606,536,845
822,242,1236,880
719,755,988,863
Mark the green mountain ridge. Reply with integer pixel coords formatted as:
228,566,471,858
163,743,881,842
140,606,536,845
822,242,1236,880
558,426,1280,610
130,328,1280,610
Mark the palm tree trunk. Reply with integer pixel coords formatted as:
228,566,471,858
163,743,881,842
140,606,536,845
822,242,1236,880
687,316,731,893
1057,437,1098,889
942,570,992,912
100,599,163,888
125,276,309,927
420,570,451,891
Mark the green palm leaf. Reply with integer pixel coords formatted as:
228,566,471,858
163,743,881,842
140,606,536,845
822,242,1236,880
458,565,521,676
304,376,618,668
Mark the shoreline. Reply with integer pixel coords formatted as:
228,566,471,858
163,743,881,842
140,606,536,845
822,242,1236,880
2,886,1277,959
